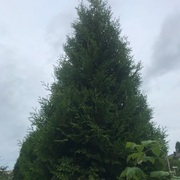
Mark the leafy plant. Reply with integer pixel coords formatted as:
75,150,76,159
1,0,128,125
120,140,171,180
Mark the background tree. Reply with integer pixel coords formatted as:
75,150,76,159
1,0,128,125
0,163,13,180
165,141,180,177
0,165,8,180
13,0,167,179
176,142,180,153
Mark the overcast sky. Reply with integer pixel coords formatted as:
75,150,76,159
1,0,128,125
1,0,180,169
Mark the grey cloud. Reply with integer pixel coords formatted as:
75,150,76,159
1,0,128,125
45,3,78,58
0,44,51,169
0,18,10,37
0,46,28,168
145,12,180,80
0,22,8,36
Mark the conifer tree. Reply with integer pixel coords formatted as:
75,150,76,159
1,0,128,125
13,0,167,179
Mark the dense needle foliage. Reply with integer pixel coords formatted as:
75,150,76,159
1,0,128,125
13,0,167,179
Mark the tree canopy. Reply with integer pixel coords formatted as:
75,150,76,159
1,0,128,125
13,0,167,179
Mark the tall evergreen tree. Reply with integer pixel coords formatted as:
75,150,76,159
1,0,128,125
13,0,167,179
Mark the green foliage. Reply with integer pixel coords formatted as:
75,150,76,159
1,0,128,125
120,167,146,180
171,177,180,180
13,131,52,180
13,0,167,179
150,171,170,179
13,158,23,180
120,140,170,180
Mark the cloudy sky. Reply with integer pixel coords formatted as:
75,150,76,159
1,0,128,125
1,0,180,169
